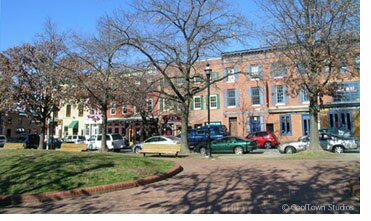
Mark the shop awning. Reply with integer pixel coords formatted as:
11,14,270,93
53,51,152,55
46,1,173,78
68,121,78,129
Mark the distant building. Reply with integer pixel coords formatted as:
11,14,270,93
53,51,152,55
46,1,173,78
0,111,41,140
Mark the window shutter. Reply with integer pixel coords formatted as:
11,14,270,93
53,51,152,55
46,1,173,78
259,87,264,106
260,116,265,131
284,86,289,104
235,89,240,107
246,117,251,134
216,94,220,109
247,88,251,97
224,90,228,107
200,95,204,110
190,98,194,110
272,86,277,105
234,66,238,82
258,65,263,79
246,64,251,80
215,72,219,80
288,114,292,136
299,90,304,103
206,95,209,110
270,63,275,78
159,98,163,112
223,69,227,82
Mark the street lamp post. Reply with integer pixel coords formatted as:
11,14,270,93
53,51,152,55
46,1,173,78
205,63,212,158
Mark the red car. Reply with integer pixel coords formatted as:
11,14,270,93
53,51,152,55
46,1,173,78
246,131,279,149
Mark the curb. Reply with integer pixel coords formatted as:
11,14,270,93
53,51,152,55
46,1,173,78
0,163,183,206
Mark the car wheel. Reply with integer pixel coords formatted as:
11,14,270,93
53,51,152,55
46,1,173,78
285,146,296,154
333,146,344,154
234,146,244,155
264,142,272,149
134,147,141,154
199,147,207,156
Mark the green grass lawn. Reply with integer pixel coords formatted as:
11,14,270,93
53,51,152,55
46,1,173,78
0,149,174,195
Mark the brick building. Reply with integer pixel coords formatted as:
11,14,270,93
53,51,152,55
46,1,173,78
156,47,359,142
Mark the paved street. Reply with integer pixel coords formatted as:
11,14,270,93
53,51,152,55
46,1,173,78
0,152,359,214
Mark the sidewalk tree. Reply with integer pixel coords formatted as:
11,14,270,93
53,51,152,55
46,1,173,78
59,20,131,152
105,0,250,153
257,0,359,150
0,22,67,149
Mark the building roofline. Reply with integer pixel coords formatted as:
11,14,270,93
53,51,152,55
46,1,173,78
221,46,274,58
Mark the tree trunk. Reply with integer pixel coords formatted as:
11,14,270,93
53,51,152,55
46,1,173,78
38,121,46,150
180,104,190,154
100,104,108,152
308,95,322,151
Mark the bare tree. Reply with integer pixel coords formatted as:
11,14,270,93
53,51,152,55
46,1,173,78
58,20,132,152
257,0,359,150
105,0,250,153
0,22,67,149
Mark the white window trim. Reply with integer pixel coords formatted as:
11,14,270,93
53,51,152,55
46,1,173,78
251,104,261,107
209,95,217,109
226,68,235,83
193,96,202,110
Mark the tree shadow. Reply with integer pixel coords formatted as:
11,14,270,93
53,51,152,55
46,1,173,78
136,161,359,214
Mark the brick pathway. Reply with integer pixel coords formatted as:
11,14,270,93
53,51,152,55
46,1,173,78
0,156,360,214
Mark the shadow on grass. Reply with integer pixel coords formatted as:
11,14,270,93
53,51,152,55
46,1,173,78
0,153,115,196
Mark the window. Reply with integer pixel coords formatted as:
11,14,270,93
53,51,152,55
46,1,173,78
194,96,202,110
299,89,310,103
297,62,306,75
193,75,203,84
276,86,284,104
333,82,360,103
340,61,348,74
227,89,236,106
211,72,219,81
210,95,217,109
66,105,71,117
122,105,128,114
251,87,260,105
248,64,262,79
78,104,84,117
354,55,360,72
110,102,116,115
271,62,287,78
164,99,171,111
280,114,292,136
226,68,235,82
147,99,153,112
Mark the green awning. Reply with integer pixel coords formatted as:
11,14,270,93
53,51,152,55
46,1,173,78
68,121,78,129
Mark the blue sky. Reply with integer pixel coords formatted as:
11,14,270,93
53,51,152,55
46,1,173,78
0,0,261,52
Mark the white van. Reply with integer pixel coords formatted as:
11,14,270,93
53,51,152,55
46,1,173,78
87,134,125,152
65,135,86,144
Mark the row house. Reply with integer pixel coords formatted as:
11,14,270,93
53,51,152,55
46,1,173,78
0,111,41,140
158,47,360,142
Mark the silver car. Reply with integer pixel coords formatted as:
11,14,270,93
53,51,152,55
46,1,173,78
132,136,180,154
278,133,359,154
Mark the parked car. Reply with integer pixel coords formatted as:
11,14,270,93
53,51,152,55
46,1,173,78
194,136,257,155
278,133,359,154
188,125,228,148
133,136,180,154
246,131,279,149
23,134,41,149
0,135,7,148
64,135,86,144
47,138,63,149
319,127,352,137
87,134,127,152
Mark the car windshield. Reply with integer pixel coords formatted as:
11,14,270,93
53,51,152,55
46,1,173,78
111,134,123,140
166,136,180,141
